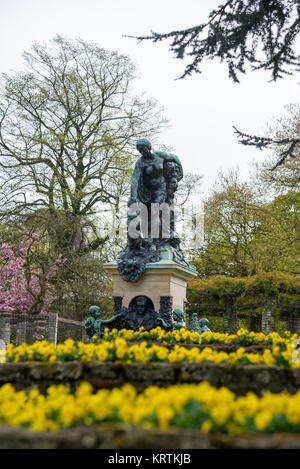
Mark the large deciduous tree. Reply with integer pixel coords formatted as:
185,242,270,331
193,170,300,277
194,171,266,277
0,36,167,315
0,230,61,315
0,35,166,254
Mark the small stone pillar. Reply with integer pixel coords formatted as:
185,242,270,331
47,312,58,345
223,300,238,334
0,316,11,349
16,320,27,346
261,298,276,335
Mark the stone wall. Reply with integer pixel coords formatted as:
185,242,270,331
1,361,300,396
1,424,300,449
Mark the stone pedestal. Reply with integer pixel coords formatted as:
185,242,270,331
104,259,197,313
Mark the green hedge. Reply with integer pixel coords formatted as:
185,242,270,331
187,271,300,304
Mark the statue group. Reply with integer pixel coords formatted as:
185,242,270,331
84,297,175,340
117,138,190,283
189,313,211,334
84,304,211,341
84,138,211,337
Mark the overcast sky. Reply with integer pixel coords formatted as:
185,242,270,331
0,0,299,196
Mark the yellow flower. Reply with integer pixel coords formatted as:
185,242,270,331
211,405,231,426
254,411,273,431
201,420,212,434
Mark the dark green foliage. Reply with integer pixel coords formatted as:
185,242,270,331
130,0,300,82
233,126,300,169
186,272,300,332
130,1,300,171
188,271,300,302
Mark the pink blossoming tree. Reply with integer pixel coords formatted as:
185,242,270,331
0,231,62,315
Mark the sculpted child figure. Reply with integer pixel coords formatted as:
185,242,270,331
199,318,212,333
172,309,186,330
189,312,201,333
84,305,123,341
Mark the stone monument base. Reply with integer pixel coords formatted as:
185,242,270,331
103,258,197,331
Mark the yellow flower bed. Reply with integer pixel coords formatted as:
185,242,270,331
4,334,300,367
1,381,300,434
103,326,295,347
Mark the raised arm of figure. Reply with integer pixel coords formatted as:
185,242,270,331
101,312,124,325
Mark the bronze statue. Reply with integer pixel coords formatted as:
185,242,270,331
128,138,183,208
84,305,123,341
172,309,186,330
117,138,188,282
199,317,212,333
126,295,170,331
189,312,201,333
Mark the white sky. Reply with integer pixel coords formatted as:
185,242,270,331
0,0,299,196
